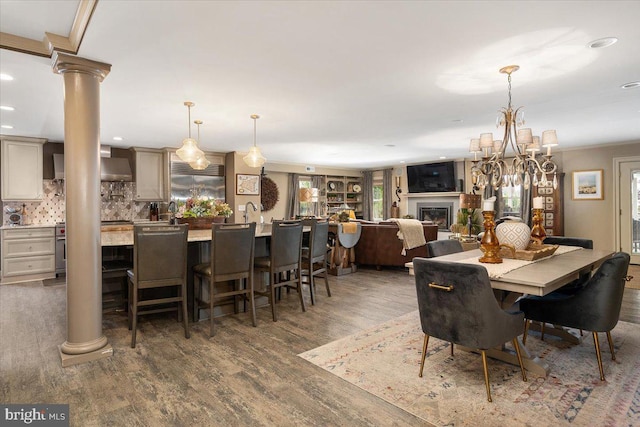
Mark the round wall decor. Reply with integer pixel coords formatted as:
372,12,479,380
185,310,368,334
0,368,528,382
260,176,279,212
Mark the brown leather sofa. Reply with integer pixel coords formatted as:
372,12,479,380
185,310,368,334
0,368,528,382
354,221,438,269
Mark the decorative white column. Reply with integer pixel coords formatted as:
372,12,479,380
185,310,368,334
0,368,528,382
52,52,113,367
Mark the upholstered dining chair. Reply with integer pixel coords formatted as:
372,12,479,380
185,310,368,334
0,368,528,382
413,257,527,402
127,224,189,348
301,219,331,305
193,222,257,337
426,239,464,258
521,252,630,381
254,220,306,321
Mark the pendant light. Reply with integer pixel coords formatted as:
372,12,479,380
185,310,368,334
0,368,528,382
243,114,266,168
189,120,210,170
176,101,205,163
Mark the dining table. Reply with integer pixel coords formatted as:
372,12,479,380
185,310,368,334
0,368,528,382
407,246,615,376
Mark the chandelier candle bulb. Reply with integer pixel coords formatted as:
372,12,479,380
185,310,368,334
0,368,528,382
533,196,544,209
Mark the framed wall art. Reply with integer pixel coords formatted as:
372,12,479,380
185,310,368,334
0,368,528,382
236,174,260,195
571,169,603,200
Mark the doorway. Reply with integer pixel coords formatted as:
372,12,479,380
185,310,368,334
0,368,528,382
615,157,640,265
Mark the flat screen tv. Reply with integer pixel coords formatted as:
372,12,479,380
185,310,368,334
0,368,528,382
407,161,456,193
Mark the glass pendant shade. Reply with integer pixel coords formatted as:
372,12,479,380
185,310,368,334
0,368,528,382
189,154,210,170
243,146,266,168
176,138,204,163
243,114,266,168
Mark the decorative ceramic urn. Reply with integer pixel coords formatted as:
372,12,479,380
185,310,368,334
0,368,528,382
495,220,531,251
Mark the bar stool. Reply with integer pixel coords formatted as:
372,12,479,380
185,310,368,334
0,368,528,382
193,222,257,337
301,219,331,305
254,220,305,321
127,224,189,348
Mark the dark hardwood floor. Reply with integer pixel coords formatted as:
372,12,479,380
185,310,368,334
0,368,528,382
1,267,638,426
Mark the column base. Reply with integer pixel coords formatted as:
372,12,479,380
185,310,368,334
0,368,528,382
59,344,113,367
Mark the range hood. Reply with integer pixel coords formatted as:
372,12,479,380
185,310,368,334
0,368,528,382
53,148,133,182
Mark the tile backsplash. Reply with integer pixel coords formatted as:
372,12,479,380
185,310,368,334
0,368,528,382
2,180,156,225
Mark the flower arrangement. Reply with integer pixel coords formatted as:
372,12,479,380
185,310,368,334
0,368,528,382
177,197,233,218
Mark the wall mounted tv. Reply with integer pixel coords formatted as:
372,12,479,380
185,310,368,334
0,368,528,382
407,161,457,193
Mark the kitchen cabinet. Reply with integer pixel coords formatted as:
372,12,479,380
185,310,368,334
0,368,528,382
1,226,55,284
326,175,363,218
131,148,166,201
1,137,46,201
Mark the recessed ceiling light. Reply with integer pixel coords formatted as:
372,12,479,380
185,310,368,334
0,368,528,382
1,125,14,129
399,160,406,164
0,105,15,111
0,73,14,81
439,156,447,159
384,144,395,147
113,136,123,141
452,119,463,123
587,37,618,49
621,81,640,89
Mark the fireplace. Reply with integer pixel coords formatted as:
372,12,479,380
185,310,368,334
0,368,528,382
417,202,453,231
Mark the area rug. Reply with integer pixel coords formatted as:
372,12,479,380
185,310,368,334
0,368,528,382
299,311,640,427
626,264,640,290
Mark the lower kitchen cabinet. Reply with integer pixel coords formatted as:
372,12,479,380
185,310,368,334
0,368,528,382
1,227,55,284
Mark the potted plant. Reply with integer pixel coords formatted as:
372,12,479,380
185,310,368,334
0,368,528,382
176,197,233,228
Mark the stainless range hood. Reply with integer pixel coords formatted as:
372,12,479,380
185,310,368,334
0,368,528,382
53,147,133,181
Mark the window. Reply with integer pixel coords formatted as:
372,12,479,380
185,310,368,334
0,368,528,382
299,178,313,217
501,185,522,217
373,183,383,221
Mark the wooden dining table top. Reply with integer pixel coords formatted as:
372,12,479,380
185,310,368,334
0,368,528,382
428,247,614,296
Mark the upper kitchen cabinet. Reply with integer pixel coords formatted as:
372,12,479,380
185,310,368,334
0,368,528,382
130,147,167,201
1,137,46,201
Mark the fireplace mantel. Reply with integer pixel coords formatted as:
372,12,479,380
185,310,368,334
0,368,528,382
406,192,461,198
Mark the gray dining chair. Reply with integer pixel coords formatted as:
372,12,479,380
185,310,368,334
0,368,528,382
127,224,189,348
301,219,331,305
427,239,464,257
193,222,257,337
521,252,630,381
413,257,527,402
254,220,306,321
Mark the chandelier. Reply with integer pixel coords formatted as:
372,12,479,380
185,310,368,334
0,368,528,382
243,114,266,168
469,65,559,191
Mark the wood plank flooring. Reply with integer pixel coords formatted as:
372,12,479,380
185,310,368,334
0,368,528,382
1,267,639,426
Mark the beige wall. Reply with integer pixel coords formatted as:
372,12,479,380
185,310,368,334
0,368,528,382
560,141,640,251
225,152,262,224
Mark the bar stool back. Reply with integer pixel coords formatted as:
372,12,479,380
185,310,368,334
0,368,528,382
301,219,331,305
127,224,189,348
193,222,257,337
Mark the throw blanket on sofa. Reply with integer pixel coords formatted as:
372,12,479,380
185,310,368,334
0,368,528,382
388,218,427,255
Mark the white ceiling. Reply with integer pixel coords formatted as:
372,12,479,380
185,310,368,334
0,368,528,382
1,0,639,169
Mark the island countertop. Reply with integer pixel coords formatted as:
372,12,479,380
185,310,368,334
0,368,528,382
101,223,277,246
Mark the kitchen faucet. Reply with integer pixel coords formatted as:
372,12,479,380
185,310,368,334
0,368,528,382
244,201,257,224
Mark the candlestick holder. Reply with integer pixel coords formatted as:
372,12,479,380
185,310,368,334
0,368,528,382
479,210,503,264
530,208,546,245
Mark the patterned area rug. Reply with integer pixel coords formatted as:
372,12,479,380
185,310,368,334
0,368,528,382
299,311,640,427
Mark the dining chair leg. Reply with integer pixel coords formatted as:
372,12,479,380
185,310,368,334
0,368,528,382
481,350,492,402
248,276,257,327
131,282,138,348
512,338,527,382
270,273,278,322
540,322,545,341
308,261,316,306
127,278,133,331
606,331,615,361
209,279,215,337
297,269,306,312
593,332,605,381
322,262,331,297
522,319,530,345
450,342,454,356
182,281,190,339
193,274,201,323
419,334,429,378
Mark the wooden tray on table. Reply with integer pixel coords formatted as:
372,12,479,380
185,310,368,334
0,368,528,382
499,243,559,261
